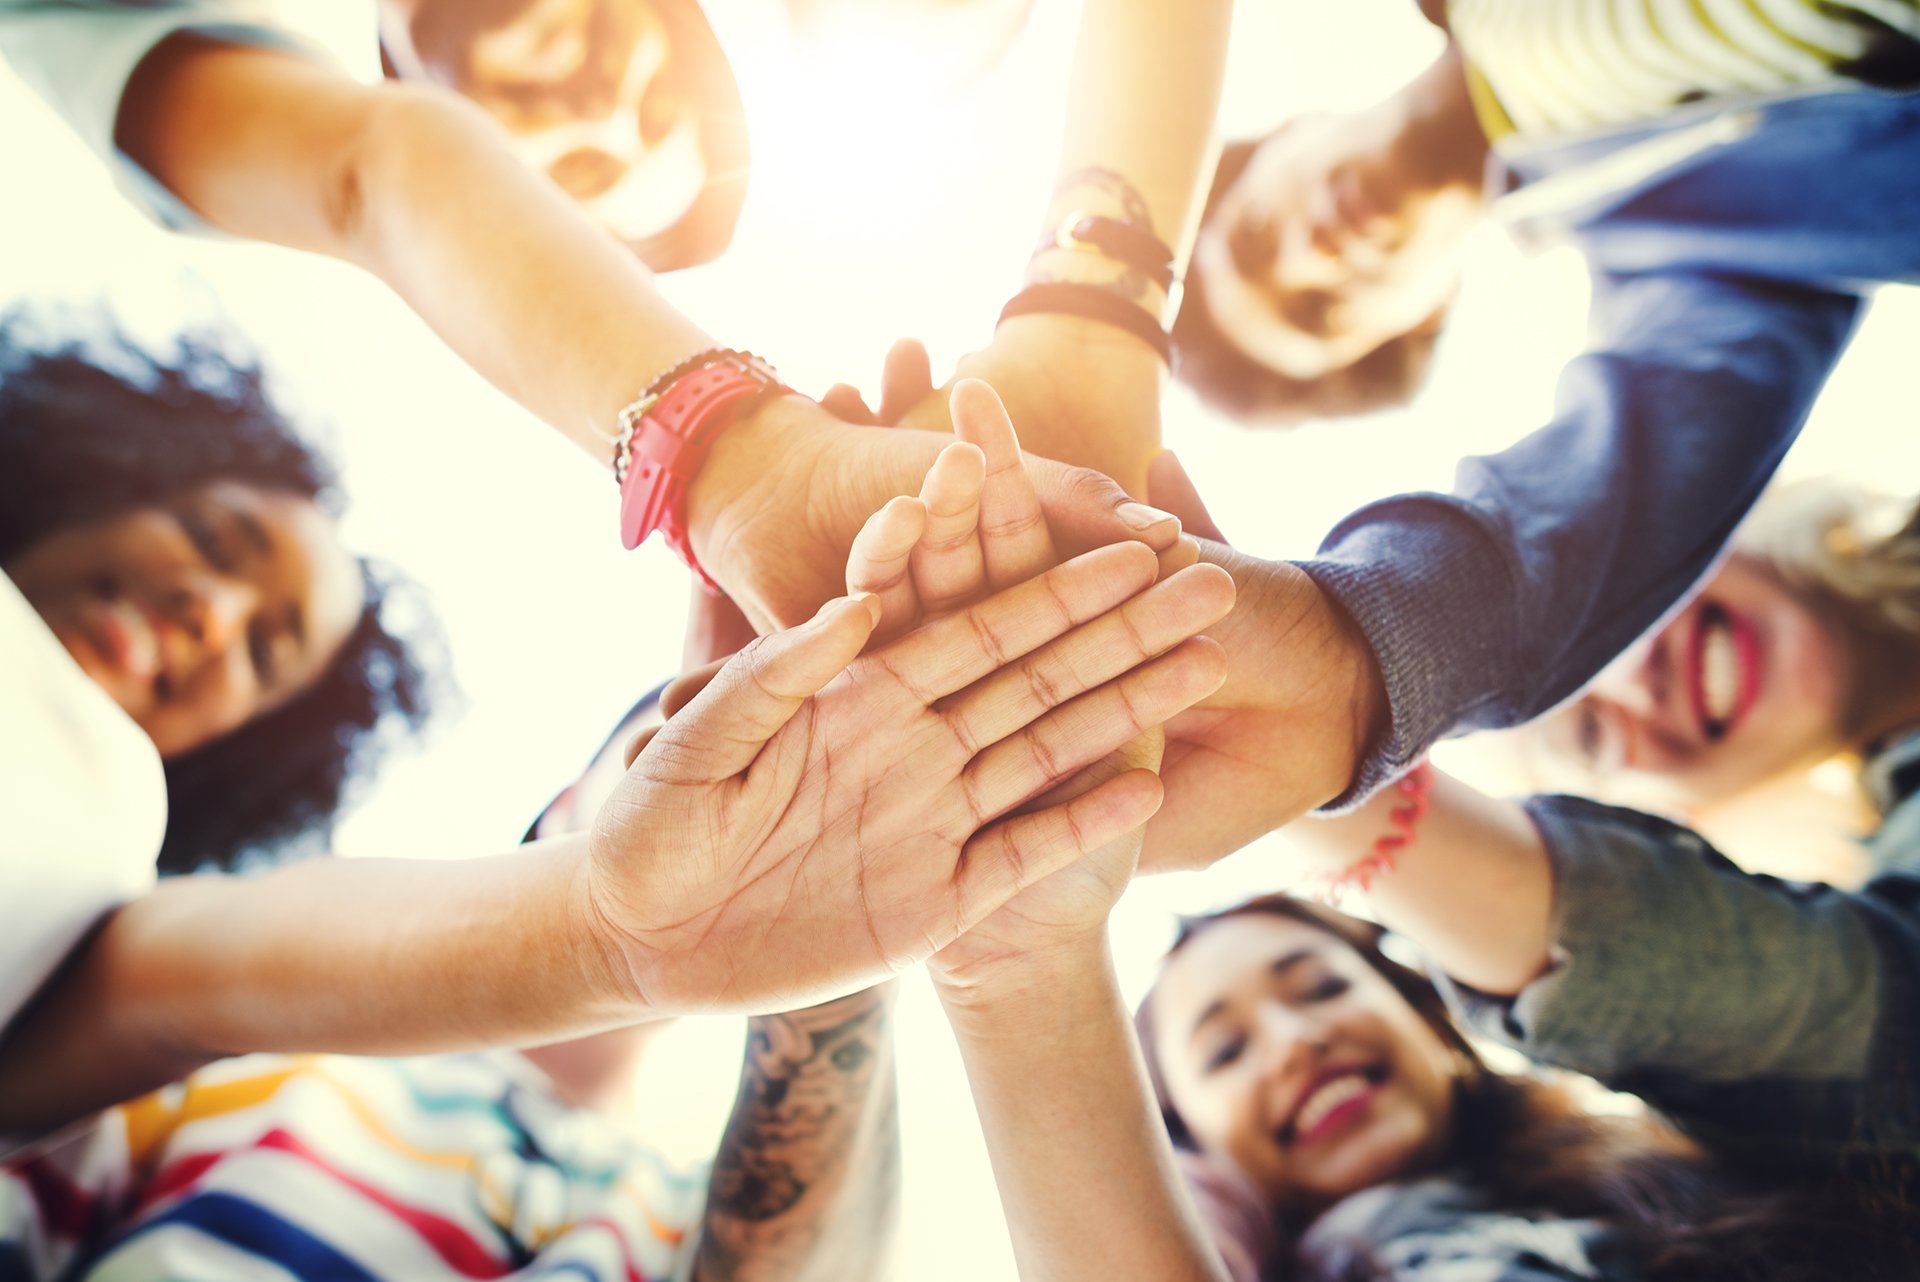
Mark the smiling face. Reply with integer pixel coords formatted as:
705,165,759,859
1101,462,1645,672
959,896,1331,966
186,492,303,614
4,481,363,758
1190,114,1479,383
387,0,739,262
1536,554,1857,809
1149,913,1460,1217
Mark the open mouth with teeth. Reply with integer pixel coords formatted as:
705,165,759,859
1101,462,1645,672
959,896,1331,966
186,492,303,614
1278,1064,1389,1146
1688,600,1761,744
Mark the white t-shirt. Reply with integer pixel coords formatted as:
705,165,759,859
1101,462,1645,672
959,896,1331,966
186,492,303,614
0,571,163,1035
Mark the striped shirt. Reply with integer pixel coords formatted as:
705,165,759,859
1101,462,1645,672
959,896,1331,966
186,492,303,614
1443,0,1920,139
2,1053,705,1282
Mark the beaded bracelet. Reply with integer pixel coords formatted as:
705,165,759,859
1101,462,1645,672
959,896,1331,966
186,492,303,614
1310,762,1435,907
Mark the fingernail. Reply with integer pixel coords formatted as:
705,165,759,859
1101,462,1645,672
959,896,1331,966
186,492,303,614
1119,502,1178,533
849,592,883,627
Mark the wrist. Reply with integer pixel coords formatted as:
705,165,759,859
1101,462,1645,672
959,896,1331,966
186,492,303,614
931,930,1113,1031
683,391,841,623
569,838,660,1019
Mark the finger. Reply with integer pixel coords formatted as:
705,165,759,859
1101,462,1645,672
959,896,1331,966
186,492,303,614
647,593,883,780
683,585,759,669
911,441,989,613
820,382,876,425
662,658,728,719
952,769,1165,928
622,724,664,770
950,379,1054,589
1157,533,1201,580
962,637,1228,819
876,339,935,425
1026,456,1181,556
845,494,929,636
879,540,1159,701
946,563,1235,750
1146,449,1228,543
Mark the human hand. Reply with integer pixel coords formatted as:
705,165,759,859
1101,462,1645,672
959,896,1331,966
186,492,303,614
896,314,1165,496
584,536,1231,1015
834,383,1236,987
684,389,1182,633
1136,451,1387,872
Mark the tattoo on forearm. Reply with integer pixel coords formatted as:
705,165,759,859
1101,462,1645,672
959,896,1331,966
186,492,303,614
1034,167,1160,302
699,990,900,1281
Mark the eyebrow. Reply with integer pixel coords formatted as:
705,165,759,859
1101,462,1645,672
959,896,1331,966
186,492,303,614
1187,947,1319,1043
233,509,274,555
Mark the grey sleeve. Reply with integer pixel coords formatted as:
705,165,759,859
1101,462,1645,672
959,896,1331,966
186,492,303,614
1443,796,1920,1162
0,0,342,231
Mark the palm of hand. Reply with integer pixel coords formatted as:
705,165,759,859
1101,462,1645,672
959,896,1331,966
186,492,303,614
591,665,983,1013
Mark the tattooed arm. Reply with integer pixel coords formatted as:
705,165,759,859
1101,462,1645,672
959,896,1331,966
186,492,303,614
903,0,1233,493
697,984,901,1282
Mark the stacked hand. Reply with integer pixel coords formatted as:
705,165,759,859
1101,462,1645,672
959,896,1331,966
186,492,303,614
833,381,1235,987
586,431,1231,1014
686,379,1180,634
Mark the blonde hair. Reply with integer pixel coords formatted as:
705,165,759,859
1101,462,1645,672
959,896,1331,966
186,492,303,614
1736,478,1920,642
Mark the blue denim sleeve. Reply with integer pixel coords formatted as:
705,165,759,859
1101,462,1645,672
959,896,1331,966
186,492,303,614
1297,271,1862,805
1441,795,1920,1168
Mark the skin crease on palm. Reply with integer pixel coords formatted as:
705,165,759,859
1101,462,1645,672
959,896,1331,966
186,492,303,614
3,480,362,758
1534,553,1864,812
1150,912,1458,1219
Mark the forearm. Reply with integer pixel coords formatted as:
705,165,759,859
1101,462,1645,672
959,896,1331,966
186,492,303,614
699,985,901,1282
1285,771,1555,996
0,836,633,1140
120,39,715,461
937,941,1228,1282
1038,0,1233,298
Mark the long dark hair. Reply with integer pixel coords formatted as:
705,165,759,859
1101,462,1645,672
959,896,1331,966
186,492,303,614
0,313,440,873
1137,895,1916,1281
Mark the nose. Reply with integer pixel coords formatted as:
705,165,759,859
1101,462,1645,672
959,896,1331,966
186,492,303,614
1251,1001,1331,1087
169,573,257,657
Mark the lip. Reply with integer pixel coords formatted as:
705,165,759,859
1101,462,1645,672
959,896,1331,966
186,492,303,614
1278,1064,1385,1146
1686,599,1762,743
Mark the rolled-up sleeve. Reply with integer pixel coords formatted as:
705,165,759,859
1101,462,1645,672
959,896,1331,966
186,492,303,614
1444,795,1920,1164
0,0,346,231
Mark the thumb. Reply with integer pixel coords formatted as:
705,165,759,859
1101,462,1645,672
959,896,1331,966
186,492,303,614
876,338,935,425
1026,455,1182,556
648,594,883,781
1147,450,1227,544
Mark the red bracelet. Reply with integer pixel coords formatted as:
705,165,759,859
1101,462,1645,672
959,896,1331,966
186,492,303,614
1311,762,1434,907
613,349,788,590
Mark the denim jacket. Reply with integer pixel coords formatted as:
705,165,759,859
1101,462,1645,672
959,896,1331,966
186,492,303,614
1299,85,1920,805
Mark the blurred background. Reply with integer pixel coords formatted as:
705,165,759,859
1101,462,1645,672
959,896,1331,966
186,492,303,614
3,1,1914,1275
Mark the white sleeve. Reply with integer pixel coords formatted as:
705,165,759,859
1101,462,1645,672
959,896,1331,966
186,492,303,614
0,0,372,232
0,573,163,1037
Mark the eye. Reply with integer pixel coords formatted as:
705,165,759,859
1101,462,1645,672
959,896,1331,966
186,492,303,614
1575,704,1604,765
1302,975,1350,1003
178,508,239,573
1203,1035,1246,1074
247,617,277,685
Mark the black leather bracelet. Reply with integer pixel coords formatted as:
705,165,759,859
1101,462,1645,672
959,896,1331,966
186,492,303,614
1034,213,1177,293
998,282,1173,365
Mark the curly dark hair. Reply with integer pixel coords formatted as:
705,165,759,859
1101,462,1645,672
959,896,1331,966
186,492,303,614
1172,134,1445,426
0,312,440,875
1136,895,1918,1282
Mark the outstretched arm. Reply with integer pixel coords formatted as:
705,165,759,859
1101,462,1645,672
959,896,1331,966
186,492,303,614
20,26,1183,631
1,522,1229,1147
699,986,900,1282
903,0,1234,493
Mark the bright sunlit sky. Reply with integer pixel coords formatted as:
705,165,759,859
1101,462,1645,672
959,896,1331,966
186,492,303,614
3,1,1917,1277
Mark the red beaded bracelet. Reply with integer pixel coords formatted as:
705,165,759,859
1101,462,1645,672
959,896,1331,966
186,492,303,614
1310,762,1435,907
